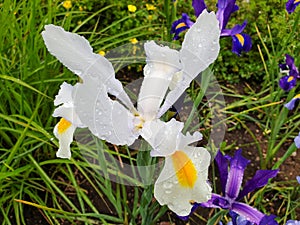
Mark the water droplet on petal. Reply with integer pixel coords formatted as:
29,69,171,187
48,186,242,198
163,182,173,189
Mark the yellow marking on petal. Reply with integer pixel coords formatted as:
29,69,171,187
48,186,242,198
175,22,186,30
58,118,72,134
294,0,300,3
294,93,300,99
171,151,197,188
288,76,294,82
128,5,137,12
235,34,245,46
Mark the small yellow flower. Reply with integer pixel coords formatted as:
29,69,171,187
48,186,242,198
148,15,153,20
62,0,72,10
146,4,156,11
98,50,106,56
79,6,83,11
130,38,138,44
127,4,137,12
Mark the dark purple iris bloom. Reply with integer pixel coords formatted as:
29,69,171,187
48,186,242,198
279,54,299,77
171,0,252,55
170,13,194,40
286,0,300,14
181,150,279,224
279,54,299,91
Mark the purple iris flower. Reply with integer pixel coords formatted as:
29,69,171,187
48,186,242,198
223,212,254,225
286,0,300,14
284,94,300,110
171,0,252,55
183,150,279,224
294,132,300,148
279,54,299,91
279,54,299,77
297,176,300,183
170,13,194,40
286,220,300,225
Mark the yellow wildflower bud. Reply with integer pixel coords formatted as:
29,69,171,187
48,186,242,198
130,38,138,44
146,4,156,11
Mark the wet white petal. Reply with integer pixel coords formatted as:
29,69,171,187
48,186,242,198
53,118,76,159
177,131,203,150
138,41,181,120
52,82,84,127
158,10,220,117
73,77,138,146
42,24,134,110
141,119,183,157
154,146,212,216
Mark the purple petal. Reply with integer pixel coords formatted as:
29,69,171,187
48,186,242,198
216,0,239,31
225,150,250,200
231,202,265,225
192,0,207,17
297,176,300,184
200,193,230,209
231,32,252,56
284,95,300,110
286,0,300,14
171,13,194,40
285,54,299,77
286,220,300,225
294,133,300,148
279,75,297,92
259,214,278,225
215,150,229,194
237,169,279,200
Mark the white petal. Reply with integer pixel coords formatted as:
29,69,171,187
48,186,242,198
154,146,212,216
42,24,134,110
52,82,84,127
53,118,76,159
73,78,138,146
177,131,203,150
141,119,183,157
158,10,220,117
54,82,73,106
137,41,181,120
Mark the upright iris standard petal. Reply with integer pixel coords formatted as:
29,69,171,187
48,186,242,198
192,0,207,17
215,150,229,194
159,10,220,117
225,150,249,199
279,75,297,91
286,0,300,14
216,0,239,31
137,41,181,120
53,118,76,159
171,13,194,40
284,94,300,110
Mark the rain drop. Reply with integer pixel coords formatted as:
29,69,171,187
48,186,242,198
163,182,173,189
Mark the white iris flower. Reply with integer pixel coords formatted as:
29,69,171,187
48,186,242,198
141,119,212,216
42,10,220,156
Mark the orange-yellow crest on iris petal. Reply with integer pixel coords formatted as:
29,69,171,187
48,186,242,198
57,118,72,134
171,150,197,188
235,34,245,46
